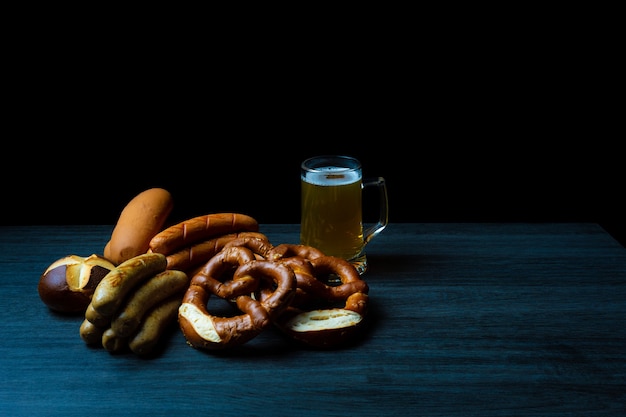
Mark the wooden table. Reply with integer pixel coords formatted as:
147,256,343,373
1,223,625,416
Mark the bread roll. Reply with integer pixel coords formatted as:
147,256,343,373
38,254,115,313
106,188,174,264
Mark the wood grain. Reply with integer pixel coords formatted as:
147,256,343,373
0,223,625,416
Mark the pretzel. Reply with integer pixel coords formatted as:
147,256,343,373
178,284,269,350
266,243,325,262
178,247,296,350
238,260,297,318
192,246,258,299
270,255,319,308
222,233,274,260
271,255,369,348
305,256,369,303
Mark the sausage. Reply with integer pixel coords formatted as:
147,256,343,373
128,295,182,355
165,231,272,272
164,233,238,272
101,328,128,353
79,318,105,345
148,213,259,256
84,303,111,328
90,253,167,317
110,269,189,337
106,188,174,265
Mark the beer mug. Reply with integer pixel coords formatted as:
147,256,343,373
300,155,388,274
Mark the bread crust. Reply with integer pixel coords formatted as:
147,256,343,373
106,188,174,265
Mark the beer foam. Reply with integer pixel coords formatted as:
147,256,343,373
303,166,360,186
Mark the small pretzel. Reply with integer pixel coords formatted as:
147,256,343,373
178,255,296,350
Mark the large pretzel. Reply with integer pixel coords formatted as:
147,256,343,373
266,243,324,262
265,243,321,308
306,256,369,305
178,246,296,350
222,233,274,260
271,255,369,348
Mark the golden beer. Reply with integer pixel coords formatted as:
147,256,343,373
300,172,364,261
300,155,388,275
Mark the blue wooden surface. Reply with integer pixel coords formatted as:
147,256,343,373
0,223,625,416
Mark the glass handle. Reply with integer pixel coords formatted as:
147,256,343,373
362,176,388,245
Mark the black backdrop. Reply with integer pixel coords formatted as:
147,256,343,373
4,22,622,247
3,139,624,248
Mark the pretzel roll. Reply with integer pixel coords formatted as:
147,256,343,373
149,212,259,256
38,254,115,313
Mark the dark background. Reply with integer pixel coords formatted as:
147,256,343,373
4,142,624,248
4,13,623,247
